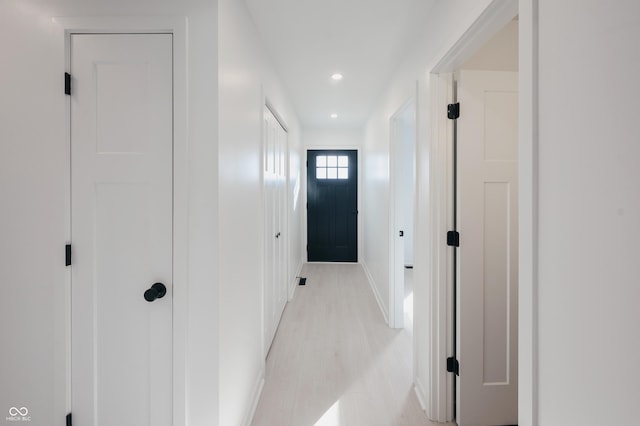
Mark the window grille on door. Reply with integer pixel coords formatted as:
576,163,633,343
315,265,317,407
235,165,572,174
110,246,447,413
315,155,349,179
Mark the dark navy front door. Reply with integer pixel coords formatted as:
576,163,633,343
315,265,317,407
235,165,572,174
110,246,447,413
307,150,358,262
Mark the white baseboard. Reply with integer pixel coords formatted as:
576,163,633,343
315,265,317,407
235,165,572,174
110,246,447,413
242,368,265,426
288,260,303,301
414,377,428,413
361,261,389,325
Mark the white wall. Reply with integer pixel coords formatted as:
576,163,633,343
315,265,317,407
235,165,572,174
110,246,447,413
362,115,391,318
0,1,219,426
218,0,301,424
288,133,303,297
303,128,362,149
537,1,640,424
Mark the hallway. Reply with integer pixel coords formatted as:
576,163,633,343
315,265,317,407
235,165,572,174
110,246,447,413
252,263,449,426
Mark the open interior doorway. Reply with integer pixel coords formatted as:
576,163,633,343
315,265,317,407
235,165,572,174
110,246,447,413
424,3,520,423
390,99,416,329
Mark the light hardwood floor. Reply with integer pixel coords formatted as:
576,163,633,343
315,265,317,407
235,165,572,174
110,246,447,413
252,263,450,426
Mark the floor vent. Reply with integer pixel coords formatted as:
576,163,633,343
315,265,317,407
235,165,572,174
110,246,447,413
298,277,307,286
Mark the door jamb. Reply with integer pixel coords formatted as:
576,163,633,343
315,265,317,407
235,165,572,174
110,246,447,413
60,17,188,426
422,0,538,424
422,71,455,422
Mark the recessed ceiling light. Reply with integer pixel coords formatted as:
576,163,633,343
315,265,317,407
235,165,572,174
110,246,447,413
330,113,338,119
331,73,343,81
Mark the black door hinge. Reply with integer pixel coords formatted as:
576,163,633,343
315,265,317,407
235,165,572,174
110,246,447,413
447,102,459,120
447,231,459,247
65,73,71,96
66,412,72,426
65,244,72,266
306,244,308,252
446,357,459,376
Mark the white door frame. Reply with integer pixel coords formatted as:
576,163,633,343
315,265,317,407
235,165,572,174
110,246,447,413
60,17,188,426
389,96,416,329
421,1,538,424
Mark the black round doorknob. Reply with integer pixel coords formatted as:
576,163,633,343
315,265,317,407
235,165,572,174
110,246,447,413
144,282,167,302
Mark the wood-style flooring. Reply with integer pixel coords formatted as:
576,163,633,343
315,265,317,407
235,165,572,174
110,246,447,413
251,263,450,426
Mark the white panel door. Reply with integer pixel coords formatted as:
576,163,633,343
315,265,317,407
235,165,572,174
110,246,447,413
71,34,173,426
264,106,287,355
457,70,518,426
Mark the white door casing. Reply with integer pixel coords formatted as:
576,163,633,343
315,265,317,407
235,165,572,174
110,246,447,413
264,105,288,356
457,70,518,426
70,33,173,426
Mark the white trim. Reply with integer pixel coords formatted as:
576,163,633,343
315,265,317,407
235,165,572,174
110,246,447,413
61,22,73,422
423,1,521,422
430,1,520,73
289,260,303,301
55,15,188,34
424,71,455,422
260,89,267,361
414,377,428,413
59,16,188,426
518,1,538,425
361,261,389,325
265,100,289,133
242,369,266,426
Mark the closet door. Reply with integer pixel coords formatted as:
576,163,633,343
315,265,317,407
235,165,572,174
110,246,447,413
70,33,173,426
263,105,288,355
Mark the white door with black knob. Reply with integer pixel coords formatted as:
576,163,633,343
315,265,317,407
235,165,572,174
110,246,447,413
70,33,173,426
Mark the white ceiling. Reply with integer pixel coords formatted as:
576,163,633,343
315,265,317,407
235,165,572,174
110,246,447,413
244,0,436,130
